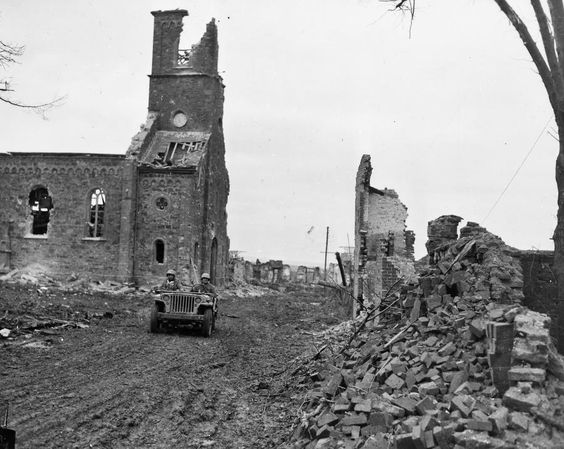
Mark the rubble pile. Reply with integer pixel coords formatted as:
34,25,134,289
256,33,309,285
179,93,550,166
288,230,564,449
0,298,93,343
224,280,279,298
0,268,137,295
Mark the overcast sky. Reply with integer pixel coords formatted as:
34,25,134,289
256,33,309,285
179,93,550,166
0,0,557,266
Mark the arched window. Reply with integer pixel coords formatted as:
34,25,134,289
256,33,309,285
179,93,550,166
29,186,53,235
87,188,106,237
155,239,165,264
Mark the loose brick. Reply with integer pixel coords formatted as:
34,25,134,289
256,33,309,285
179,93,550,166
341,413,367,426
392,397,418,414
354,399,372,413
448,371,468,394
316,425,331,438
416,396,436,415
488,406,508,435
507,367,545,383
419,381,440,396
502,386,541,412
432,425,455,449
385,373,405,390
450,396,473,418
317,412,339,427
324,373,343,397
411,425,426,449
508,411,529,431
466,419,493,432
396,433,417,449
469,319,485,339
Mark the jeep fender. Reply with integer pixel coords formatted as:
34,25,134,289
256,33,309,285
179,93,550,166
154,299,166,312
197,303,215,315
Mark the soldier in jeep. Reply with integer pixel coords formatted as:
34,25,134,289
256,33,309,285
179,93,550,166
191,272,217,298
159,269,181,291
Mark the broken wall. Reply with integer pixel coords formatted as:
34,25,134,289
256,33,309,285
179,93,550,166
0,11,231,287
518,250,559,342
0,153,127,280
134,169,201,285
353,155,415,312
132,11,230,286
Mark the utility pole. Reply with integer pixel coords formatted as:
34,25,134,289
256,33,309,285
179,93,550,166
324,226,329,281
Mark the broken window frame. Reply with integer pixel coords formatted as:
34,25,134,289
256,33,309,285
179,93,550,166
157,141,206,165
29,186,53,236
86,188,106,239
177,48,191,65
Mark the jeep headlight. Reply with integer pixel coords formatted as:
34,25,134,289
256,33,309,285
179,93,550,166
162,294,170,301
195,297,201,305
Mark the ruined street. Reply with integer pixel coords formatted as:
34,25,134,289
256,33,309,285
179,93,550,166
0,283,347,449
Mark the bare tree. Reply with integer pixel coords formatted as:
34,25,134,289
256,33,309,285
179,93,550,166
0,40,64,116
387,0,564,352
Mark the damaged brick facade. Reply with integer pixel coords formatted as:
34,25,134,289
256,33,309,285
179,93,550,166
353,155,415,311
0,10,229,286
427,216,561,344
228,255,321,285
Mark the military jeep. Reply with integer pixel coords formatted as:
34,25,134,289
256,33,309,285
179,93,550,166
149,291,218,337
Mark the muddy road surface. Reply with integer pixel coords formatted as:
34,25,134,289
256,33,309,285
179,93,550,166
0,283,347,448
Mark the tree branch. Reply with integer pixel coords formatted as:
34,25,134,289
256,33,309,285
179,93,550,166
547,0,564,104
0,41,24,68
493,0,558,113
531,0,564,107
0,94,66,118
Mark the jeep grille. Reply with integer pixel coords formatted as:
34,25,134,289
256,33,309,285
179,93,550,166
169,294,197,313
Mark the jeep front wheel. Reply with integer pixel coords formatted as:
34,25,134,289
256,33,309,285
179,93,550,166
201,309,213,337
150,303,160,333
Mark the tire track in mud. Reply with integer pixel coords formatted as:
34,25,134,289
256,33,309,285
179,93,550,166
1,287,342,449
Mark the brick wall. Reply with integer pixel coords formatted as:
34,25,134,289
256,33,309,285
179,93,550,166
134,168,200,285
517,250,559,342
0,153,126,280
0,11,230,288
354,155,415,311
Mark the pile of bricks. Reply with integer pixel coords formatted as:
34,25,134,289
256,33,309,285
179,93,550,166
288,230,564,449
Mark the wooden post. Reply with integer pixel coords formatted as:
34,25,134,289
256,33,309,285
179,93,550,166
324,226,329,281
336,252,347,287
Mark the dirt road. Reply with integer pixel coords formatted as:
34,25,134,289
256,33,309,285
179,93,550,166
0,284,346,449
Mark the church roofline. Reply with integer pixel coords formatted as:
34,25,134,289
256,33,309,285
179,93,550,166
0,152,125,158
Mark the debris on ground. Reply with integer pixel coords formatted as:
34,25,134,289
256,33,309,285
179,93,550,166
286,228,564,449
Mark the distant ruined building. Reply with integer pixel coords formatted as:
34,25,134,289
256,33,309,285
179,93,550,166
0,10,230,286
353,155,415,310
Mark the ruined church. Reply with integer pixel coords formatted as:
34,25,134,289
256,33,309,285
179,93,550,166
0,10,230,286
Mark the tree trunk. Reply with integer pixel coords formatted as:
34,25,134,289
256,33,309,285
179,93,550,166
555,114,564,353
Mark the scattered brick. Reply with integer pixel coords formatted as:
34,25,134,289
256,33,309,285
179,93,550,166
502,387,541,412
341,413,367,427
392,397,418,414
385,373,405,390
317,412,339,428
416,396,435,415
508,411,529,432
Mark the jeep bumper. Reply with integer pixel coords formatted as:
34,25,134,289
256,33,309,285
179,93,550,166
157,312,204,323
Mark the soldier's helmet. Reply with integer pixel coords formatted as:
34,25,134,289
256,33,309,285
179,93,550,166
201,272,210,280
166,269,176,276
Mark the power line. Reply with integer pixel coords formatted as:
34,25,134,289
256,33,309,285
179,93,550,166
482,115,553,224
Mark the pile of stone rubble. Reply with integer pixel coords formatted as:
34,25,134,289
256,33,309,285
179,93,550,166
0,267,137,295
288,228,564,449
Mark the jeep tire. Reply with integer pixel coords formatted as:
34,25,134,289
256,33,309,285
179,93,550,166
149,303,160,333
201,308,213,337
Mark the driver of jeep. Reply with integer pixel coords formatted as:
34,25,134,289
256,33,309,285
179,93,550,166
191,273,217,298
159,269,181,291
